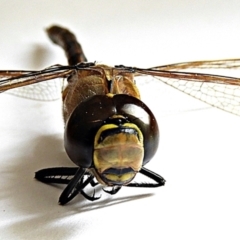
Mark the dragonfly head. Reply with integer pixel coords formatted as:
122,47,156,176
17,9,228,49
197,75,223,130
64,94,159,186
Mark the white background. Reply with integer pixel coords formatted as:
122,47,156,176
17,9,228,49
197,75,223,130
0,1,240,239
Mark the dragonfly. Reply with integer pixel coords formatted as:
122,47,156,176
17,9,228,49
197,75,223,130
1,25,240,205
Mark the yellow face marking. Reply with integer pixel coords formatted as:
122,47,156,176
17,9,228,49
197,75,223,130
94,123,118,147
93,122,144,185
104,172,136,183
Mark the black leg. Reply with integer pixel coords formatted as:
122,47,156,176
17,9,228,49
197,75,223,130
35,167,78,184
81,188,101,201
58,167,87,205
81,172,99,187
35,166,165,204
103,186,122,195
90,178,99,187
126,167,166,187
35,167,101,203
77,175,101,201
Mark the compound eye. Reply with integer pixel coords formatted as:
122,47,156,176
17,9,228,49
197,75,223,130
113,95,159,165
64,95,117,168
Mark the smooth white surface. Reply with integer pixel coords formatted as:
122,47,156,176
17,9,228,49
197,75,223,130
1,1,240,239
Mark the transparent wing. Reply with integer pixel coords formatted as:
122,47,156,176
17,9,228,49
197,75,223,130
127,60,240,116
7,79,64,101
153,59,240,71
154,75,240,116
2,60,240,113
0,65,73,101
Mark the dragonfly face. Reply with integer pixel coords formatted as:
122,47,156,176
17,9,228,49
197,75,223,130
1,25,240,205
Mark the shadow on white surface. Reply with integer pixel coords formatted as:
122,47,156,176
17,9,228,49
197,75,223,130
1,129,155,238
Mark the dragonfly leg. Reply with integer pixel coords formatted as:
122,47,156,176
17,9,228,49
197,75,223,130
90,178,99,187
35,167,78,184
82,172,99,187
126,167,166,188
103,186,122,195
81,188,101,201
35,167,101,204
58,167,88,205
